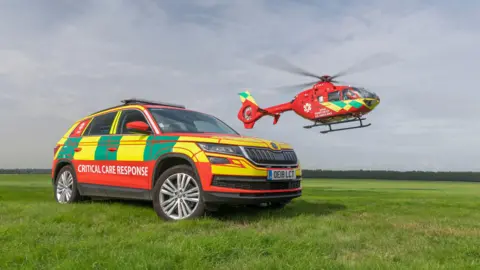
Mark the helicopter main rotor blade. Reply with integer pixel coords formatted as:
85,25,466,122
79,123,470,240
257,54,324,80
330,52,400,80
271,80,320,93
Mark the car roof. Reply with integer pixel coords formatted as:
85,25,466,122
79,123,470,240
74,98,240,136
87,98,187,117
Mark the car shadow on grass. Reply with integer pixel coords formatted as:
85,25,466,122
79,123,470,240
89,197,152,208
87,198,346,222
207,200,347,221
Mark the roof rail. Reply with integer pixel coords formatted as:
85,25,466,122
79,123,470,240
120,98,186,109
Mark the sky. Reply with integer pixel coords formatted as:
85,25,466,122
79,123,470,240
1,0,479,171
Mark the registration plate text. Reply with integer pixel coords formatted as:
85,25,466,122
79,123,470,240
267,169,296,180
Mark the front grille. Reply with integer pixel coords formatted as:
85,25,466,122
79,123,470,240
212,178,301,190
243,147,298,166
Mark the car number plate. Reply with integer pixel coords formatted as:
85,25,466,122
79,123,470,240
267,169,296,180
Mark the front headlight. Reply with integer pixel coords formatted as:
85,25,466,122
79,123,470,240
196,143,243,156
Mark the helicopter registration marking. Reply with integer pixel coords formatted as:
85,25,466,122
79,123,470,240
315,107,333,117
267,169,296,181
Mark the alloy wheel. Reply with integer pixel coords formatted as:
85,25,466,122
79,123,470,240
159,172,200,220
56,170,74,203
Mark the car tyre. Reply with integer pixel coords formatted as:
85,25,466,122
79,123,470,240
54,165,83,204
152,164,205,221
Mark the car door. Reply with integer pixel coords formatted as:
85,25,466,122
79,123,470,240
111,108,154,190
73,110,120,188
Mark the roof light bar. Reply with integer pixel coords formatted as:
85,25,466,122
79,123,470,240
121,98,186,109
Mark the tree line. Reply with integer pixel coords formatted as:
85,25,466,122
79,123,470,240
302,169,480,182
1,169,52,174
1,168,479,182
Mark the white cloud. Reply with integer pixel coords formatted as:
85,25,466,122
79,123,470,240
0,0,479,170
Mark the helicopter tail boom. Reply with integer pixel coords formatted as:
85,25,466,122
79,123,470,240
237,90,284,129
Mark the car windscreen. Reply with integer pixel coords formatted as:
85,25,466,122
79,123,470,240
148,108,239,135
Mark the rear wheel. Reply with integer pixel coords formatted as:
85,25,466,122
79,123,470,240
54,165,82,204
152,165,205,221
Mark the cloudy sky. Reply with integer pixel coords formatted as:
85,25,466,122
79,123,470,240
1,0,479,171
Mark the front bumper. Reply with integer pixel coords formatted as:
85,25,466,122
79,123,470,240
203,190,302,205
211,175,301,190
203,175,302,205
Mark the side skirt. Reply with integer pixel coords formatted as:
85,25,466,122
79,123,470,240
78,183,152,201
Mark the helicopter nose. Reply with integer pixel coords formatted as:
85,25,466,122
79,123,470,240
364,96,380,109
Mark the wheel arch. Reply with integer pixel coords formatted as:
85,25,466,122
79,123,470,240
152,153,203,188
53,159,74,183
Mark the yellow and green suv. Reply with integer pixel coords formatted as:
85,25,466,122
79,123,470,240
52,98,302,220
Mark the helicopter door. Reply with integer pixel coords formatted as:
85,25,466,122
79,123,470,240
313,91,333,119
314,91,327,112
314,89,327,104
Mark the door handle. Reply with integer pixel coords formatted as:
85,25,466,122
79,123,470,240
74,148,82,152
107,147,117,152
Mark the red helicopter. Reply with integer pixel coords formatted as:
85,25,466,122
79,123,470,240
237,53,396,134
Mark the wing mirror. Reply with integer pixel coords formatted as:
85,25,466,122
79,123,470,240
125,121,152,134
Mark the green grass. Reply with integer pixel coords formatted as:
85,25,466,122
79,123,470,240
1,174,480,269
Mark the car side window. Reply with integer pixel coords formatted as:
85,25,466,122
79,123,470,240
84,111,117,136
116,109,151,134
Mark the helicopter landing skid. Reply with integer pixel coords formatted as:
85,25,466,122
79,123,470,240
303,117,371,134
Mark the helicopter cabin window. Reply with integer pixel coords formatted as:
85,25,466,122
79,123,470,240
342,88,359,100
342,88,367,100
327,91,340,102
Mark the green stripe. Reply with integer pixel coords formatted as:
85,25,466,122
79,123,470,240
331,101,346,108
143,135,180,161
349,100,363,109
57,137,82,159
94,135,123,161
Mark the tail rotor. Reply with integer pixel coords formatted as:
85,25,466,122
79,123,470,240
237,90,263,129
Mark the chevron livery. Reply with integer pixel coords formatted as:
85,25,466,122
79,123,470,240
236,54,386,133
51,99,302,220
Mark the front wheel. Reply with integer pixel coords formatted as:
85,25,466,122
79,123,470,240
152,165,205,221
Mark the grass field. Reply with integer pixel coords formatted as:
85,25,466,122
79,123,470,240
1,174,480,269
